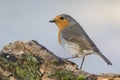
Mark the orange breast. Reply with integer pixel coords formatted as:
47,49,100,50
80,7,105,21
53,16,69,43
58,31,61,43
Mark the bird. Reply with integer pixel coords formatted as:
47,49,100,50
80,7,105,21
49,14,112,69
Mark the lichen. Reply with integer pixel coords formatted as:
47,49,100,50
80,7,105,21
48,70,77,80
0,53,42,80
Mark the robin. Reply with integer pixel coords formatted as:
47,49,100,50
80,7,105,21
49,14,112,69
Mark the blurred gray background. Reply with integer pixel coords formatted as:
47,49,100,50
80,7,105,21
0,0,120,74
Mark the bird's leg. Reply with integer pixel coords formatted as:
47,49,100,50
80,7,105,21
80,57,85,69
65,56,77,59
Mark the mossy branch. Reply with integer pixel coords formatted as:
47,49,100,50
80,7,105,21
0,40,119,80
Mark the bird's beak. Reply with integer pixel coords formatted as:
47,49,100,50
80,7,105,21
49,20,56,23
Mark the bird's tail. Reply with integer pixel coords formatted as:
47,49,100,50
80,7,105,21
98,52,112,65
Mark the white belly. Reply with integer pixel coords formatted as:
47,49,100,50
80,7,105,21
60,39,92,58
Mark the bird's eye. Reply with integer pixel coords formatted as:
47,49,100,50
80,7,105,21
60,17,64,20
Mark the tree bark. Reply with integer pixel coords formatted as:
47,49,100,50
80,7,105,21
0,40,119,80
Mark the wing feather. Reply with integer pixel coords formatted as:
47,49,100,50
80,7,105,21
61,24,101,53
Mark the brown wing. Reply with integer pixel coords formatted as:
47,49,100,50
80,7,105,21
61,24,100,53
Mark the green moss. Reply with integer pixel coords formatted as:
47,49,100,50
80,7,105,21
0,54,42,80
61,75,71,80
48,70,85,80
48,70,77,80
77,75,85,80
52,58,60,66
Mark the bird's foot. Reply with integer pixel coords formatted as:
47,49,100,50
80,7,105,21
64,56,78,59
